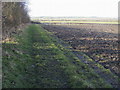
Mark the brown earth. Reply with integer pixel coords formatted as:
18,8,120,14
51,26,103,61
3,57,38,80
42,23,120,77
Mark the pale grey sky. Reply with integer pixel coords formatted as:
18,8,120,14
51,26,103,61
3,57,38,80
28,0,119,18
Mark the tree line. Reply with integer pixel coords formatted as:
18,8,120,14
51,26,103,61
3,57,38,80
2,2,30,40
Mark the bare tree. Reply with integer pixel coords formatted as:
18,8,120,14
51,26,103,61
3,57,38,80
2,2,30,40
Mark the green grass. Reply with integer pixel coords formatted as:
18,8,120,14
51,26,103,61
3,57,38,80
2,24,118,88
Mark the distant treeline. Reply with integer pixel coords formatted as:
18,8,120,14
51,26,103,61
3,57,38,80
2,2,30,40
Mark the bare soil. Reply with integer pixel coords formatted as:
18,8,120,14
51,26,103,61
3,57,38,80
42,23,119,77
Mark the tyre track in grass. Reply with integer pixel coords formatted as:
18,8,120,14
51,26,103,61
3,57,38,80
25,25,69,88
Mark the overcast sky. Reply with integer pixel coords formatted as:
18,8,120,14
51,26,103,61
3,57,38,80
28,0,119,18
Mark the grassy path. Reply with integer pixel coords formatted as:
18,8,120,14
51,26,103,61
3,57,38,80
2,24,119,88
26,25,69,88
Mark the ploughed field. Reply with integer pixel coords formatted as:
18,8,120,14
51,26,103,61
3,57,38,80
42,23,119,77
